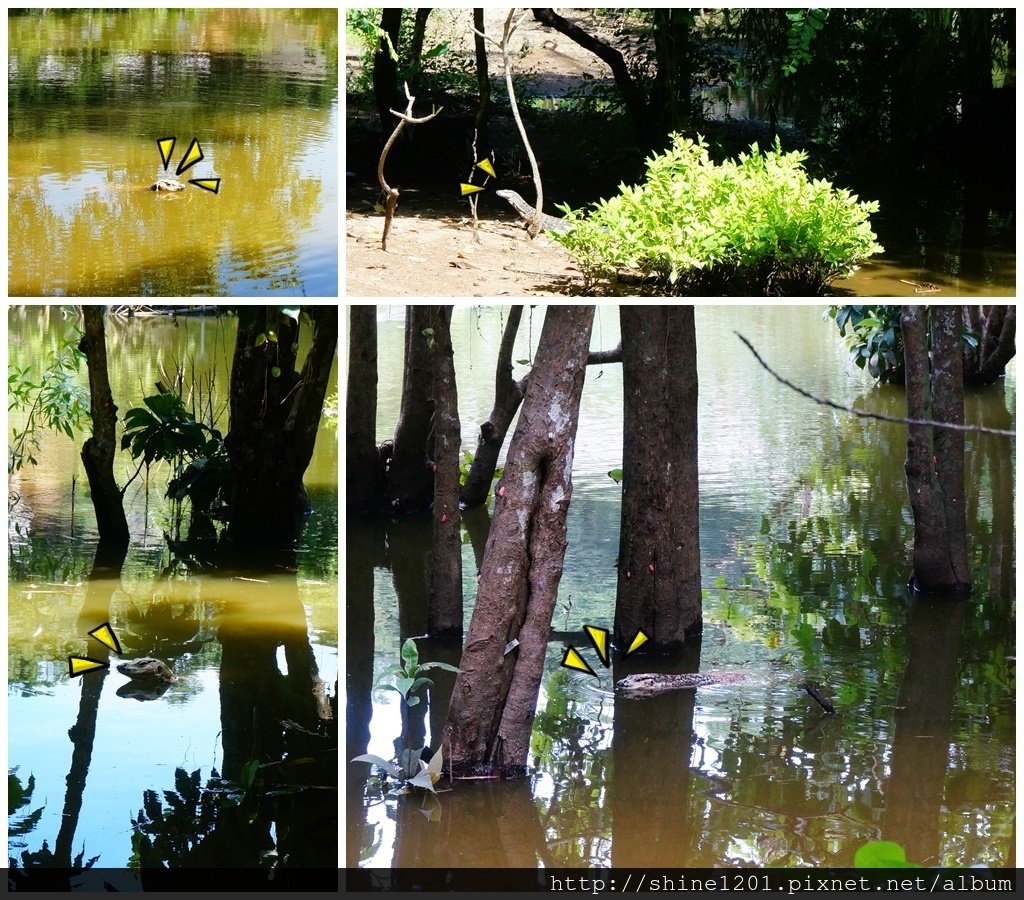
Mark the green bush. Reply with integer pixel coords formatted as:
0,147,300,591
553,135,883,296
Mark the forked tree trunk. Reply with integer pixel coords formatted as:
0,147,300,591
443,305,595,775
428,306,462,636
902,305,970,594
346,306,380,512
615,306,701,650
79,306,129,550
225,306,337,555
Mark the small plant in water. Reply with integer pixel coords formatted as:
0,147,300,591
351,638,460,804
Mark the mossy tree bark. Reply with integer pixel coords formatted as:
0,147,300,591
902,305,969,594
615,306,701,650
444,305,595,775
79,305,129,552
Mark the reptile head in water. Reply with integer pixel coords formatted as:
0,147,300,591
116,657,177,684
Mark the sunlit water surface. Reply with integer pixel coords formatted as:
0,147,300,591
8,9,338,297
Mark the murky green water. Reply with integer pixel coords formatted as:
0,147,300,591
8,307,338,879
8,10,338,297
347,304,1015,869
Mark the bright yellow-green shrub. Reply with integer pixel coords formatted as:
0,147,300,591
553,135,883,296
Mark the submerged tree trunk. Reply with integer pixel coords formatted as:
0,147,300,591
428,306,462,637
615,306,701,650
387,306,435,513
444,305,595,775
346,306,380,513
902,305,970,594
225,306,337,556
79,306,129,550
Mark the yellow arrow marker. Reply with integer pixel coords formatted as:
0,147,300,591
189,178,221,194
475,158,496,179
623,629,650,657
68,656,109,678
560,646,597,678
460,183,486,196
584,625,610,667
157,136,176,170
176,137,204,176
88,621,122,654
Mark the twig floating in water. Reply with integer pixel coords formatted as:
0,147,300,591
803,682,836,714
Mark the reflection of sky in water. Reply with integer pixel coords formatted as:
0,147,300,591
216,101,338,296
9,637,337,869
33,171,109,216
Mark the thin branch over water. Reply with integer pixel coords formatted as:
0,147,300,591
735,331,1016,438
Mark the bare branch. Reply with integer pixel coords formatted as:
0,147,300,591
736,332,1015,437
376,82,442,251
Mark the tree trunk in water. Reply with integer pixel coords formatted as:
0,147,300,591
901,305,970,594
225,306,337,556
387,306,435,513
615,306,701,650
428,306,462,637
79,306,129,550
460,306,527,508
444,306,595,775
346,306,380,513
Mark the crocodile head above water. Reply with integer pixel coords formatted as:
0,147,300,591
116,657,177,683
150,178,185,192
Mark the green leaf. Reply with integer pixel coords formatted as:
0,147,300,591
607,468,623,484
271,366,281,378
240,759,260,790
255,333,267,347
393,676,416,696
422,41,449,61
401,637,420,671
